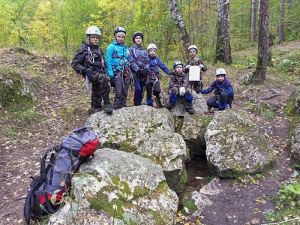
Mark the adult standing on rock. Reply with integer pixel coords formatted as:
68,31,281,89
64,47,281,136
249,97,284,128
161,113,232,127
71,26,113,114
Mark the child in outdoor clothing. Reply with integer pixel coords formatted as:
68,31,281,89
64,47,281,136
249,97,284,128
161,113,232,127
166,61,195,114
184,45,207,93
129,32,150,106
71,26,113,114
146,43,172,107
200,68,234,111
106,26,131,110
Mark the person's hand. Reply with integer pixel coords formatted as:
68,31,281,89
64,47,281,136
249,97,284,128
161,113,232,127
96,73,107,83
186,65,191,69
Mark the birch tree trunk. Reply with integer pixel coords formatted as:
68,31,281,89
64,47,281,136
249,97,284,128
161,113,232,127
250,0,257,41
167,0,190,54
278,0,285,44
215,0,232,64
250,0,270,84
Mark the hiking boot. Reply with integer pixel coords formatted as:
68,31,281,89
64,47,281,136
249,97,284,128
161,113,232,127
91,108,101,114
104,103,113,115
165,102,175,110
186,102,195,114
155,97,163,108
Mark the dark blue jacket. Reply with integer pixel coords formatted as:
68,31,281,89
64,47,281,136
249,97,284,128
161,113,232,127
129,44,150,73
149,56,172,76
200,78,234,96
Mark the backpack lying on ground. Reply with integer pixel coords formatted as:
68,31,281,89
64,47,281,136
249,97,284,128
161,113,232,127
24,127,99,225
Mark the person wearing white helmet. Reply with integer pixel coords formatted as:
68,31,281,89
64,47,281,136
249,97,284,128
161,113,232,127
71,26,113,115
129,32,150,106
106,26,131,110
200,68,234,111
165,60,195,114
146,43,172,107
184,45,207,92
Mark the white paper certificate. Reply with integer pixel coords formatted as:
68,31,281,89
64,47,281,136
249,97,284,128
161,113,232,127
189,66,201,81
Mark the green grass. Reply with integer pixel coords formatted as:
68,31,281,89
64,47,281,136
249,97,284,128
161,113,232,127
265,181,300,223
246,101,277,119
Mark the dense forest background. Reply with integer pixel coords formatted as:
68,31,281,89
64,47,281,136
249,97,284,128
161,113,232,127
0,0,299,63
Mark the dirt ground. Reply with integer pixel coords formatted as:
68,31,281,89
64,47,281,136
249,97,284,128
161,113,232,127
0,41,299,225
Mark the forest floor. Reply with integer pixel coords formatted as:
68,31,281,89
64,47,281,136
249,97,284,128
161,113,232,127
0,41,300,225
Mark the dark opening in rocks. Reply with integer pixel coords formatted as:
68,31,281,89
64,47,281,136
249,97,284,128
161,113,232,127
178,154,213,211
184,155,213,194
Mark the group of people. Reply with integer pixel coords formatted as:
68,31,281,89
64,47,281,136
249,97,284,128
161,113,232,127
71,26,234,115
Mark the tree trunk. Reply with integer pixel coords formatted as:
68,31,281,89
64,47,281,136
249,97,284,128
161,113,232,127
215,0,232,64
250,0,257,41
278,0,285,43
167,0,190,55
250,0,270,84
287,0,292,10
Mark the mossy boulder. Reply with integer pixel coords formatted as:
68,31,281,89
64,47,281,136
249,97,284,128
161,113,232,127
291,124,300,163
49,149,178,225
86,106,188,193
205,110,276,178
0,67,34,109
290,87,300,115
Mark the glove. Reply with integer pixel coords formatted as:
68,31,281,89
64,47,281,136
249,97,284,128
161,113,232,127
110,76,116,88
85,69,100,83
96,73,107,83
138,69,147,77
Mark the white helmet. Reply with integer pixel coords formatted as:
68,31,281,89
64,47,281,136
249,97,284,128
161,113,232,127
188,45,198,52
86,26,101,36
147,43,157,51
216,68,226,76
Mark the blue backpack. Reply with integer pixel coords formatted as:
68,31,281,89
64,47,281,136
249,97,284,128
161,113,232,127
24,127,99,224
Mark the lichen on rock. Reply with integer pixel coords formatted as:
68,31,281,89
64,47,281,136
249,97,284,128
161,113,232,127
205,110,276,178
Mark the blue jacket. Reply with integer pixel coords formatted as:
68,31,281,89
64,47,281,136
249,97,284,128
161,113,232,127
106,40,130,78
129,44,150,73
200,78,234,96
149,56,172,76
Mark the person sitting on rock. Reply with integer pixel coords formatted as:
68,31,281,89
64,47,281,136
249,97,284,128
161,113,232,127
199,68,234,111
146,43,172,107
166,61,194,114
184,45,207,93
129,32,150,106
71,26,113,115
106,26,132,110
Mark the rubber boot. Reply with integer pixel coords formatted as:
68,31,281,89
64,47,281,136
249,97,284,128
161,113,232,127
104,103,113,114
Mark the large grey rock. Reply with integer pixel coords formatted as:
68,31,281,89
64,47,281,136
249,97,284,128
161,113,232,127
291,124,300,163
86,106,188,193
49,149,178,225
290,87,300,114
205,110,276,178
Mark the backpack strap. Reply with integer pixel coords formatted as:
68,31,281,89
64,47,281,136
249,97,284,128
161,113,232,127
40,145,61,175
